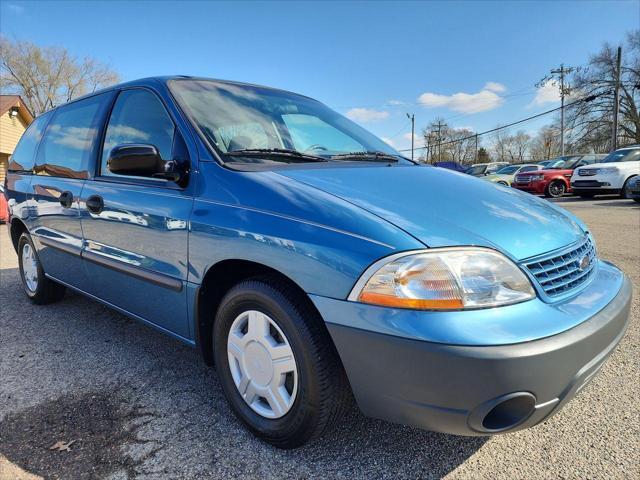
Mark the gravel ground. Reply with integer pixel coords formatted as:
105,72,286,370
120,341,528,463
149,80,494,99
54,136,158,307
1,196,639,479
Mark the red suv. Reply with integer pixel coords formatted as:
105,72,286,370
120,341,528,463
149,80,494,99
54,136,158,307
512,154,604,198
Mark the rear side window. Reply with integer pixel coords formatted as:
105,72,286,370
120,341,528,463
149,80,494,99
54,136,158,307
8,112,53,173
35,94,108,179
101,89,175,176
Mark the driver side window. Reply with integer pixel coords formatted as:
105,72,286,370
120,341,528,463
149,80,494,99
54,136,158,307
101,89,175,177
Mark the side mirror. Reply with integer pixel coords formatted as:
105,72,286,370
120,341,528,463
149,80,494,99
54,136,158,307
108,144,163,177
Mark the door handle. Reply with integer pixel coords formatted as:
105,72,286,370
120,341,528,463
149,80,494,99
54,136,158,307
59,191,74,208
86,195,104,214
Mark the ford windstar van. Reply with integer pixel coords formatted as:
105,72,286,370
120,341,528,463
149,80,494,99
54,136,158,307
4,77,631,448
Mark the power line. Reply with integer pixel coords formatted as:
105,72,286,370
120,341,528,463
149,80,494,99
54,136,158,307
398,92,603,152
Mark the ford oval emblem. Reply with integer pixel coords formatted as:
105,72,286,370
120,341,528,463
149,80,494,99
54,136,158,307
578,255,590,271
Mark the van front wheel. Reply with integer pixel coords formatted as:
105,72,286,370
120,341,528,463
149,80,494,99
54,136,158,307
213,276,350,449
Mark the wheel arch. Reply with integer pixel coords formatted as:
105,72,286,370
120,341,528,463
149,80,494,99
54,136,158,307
195,259,331,366
622,174,638,198
552,175,570,188
9,217,28,253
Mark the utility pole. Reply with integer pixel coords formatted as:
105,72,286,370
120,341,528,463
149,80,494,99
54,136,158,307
431,120,445,163
611,46,622,152
475,133,478,162
406,113,415,162
539,64,574,156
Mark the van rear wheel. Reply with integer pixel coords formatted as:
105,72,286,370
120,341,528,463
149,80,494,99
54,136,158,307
213,276,350,449
18,233,66,304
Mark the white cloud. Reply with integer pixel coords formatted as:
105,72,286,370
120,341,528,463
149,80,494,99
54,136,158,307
529,80,560,107
403,132,422,145
417,83,505,114
345,108,389,122
484,82,506,93
386,99,405,105
381,137,396,147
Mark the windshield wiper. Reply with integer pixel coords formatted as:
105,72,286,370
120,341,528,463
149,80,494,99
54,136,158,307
330,151,401,162
226,148,328,162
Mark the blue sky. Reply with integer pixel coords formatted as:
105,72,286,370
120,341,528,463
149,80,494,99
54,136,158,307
1,0,638,152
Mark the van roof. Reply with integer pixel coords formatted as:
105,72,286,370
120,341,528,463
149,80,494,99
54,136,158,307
38,76,316,116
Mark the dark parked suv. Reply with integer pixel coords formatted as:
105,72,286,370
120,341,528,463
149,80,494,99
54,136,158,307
3,77,631,448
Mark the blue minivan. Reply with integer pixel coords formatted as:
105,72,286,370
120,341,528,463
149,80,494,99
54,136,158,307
4,77,631,448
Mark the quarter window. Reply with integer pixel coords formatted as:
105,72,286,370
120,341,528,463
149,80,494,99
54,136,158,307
35,95,107,178
8,111,53,172
101,89,175,176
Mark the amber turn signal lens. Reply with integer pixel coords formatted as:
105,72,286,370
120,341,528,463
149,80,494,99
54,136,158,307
358,292,464,310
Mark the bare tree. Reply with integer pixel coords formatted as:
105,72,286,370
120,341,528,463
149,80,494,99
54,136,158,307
490,127,510,162
530,125,561,161
507,130,532,163
422,120,477,164
0,37,120,115
565,31,640,151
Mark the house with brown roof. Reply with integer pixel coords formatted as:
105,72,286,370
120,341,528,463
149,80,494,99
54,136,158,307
0,95,34,183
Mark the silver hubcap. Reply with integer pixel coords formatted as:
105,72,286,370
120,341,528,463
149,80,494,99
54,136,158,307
21,243,38,292
227,310,298,419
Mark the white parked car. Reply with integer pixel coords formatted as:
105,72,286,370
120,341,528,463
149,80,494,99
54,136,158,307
571,145,640,198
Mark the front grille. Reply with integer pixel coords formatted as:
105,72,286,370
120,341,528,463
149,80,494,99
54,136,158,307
573,180,604,187
515,175,531,183
522,236,597,298
578,169,598,176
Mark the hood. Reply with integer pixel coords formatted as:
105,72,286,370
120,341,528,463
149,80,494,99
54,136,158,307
483,173,511,181
278,165,586,261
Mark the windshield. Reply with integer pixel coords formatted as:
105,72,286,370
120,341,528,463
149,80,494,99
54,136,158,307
169,79,407,164
600,149,640,163
495,165,519,174
467,165,487,175
543,155,581,170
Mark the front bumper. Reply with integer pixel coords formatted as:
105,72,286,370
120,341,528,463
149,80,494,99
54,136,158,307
512,180,547,194
313,261,631,435
571,179,621,195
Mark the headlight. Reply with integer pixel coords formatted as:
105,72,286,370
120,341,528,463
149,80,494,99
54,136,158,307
350,248,536,310
598,167,619,174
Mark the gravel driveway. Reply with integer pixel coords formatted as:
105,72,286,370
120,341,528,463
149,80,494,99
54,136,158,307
1,197,639,479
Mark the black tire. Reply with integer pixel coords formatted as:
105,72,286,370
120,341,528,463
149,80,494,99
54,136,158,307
213,276,350,449
579,193,595,199
621,176,637,199
17,232,66,305
545,180,566,198
497,181,509,187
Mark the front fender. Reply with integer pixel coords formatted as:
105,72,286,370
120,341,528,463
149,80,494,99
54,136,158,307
188,163,422,299
187,199,421,299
